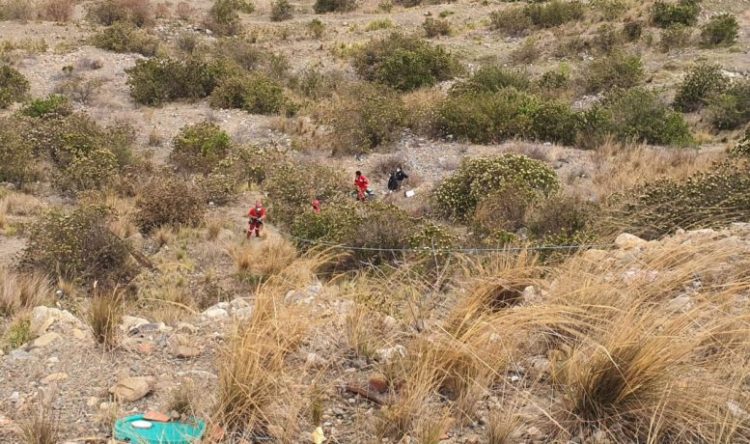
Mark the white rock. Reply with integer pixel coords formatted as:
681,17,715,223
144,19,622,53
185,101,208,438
375,345,407,363
31,332,61,348
120,316,149,332
727,400,748,418
615,233,647,250
201,307,229,320
232,307,253,319
109,376,155,403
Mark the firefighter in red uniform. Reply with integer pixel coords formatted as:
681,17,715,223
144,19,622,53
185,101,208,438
354,171,370,202
312,199,321,214
247,201,267,238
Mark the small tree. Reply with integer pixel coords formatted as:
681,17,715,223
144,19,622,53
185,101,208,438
700,13,738,47
170,122,232,174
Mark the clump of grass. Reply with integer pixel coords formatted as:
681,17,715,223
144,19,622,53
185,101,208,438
0,269,52,317
2,313,31,350
19,403,59,444
87,290,123,350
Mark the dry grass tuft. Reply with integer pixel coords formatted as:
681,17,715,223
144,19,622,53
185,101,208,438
0,268,52,317
229,235,297,279
86,289,123,350
19,402,59,444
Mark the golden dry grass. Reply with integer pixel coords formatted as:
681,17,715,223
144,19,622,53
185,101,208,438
0,268,52,317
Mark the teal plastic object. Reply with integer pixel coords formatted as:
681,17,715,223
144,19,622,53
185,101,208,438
113,414,206,444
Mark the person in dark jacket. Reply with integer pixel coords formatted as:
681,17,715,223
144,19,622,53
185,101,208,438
387,168,409,192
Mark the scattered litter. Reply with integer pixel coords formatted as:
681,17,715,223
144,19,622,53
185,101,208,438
114,414,206,443
405,190,416,198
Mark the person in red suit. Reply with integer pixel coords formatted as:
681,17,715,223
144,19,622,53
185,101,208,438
312,199,321,214
247,201,267,238
354,171,370,202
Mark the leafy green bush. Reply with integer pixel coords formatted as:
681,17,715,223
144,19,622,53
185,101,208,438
209,73,286,115
435,88,578,145
327,84,406,155
23,205,136,285
0,65,29,109
313,0,355,13
433,154,559,221
449,66,530,95
21,94,72,118
125,57,228,105
55,148,119,193
708,79,750,130
607,158,750,239
170,122,232,174
651,0,700,28
91,21,160,56
588,88,693,146
659,24,692,52
205,0,254,36
307,18,326,38
581,52,643,93
134,174,207,233
0,118,37,185
86,0,154,27
199,169,239,205
700,13,738,47
352,33,461,91
423,17,450,38
490,1,583,35
264,162,347,224
270,0,293,21
489,7,531,36
673,63,726,112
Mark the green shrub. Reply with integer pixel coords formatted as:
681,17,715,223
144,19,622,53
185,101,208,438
581,52,643,93
423,17,451,38
327,84,406,155
55,148,119,193
199,169,239,205
270,0,293,21
91,21,160,56
470,186,537,240
591,24,623,54
0,65,29,109
659,24,692,52
673,63,726,112
433,154,559,221
700,13,738,47
170,122,232,174
595,88,694,146
352,33,461,91
607,158,750,239
264,162,347,223
708,79,750,130
23,205,136,285
0,118,37,185
125,57,228,105
436,88,578,145
209,73,286,115
313,0,355,13
623,20,642,42
728,128,750,158
366,18,393,31
651,0,700,28
3,316,31,351
527,193,594,240
134,174,207,233
307,18,326,38
85,0,154,27
524,0,584,28
205,0,254,36
21,94,73,118
489,8,531,36
537,68,570,91
450,66,530,95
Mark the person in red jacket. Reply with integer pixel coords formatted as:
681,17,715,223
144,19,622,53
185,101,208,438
247,200,267,238
354,171,370,202
312,199,321,214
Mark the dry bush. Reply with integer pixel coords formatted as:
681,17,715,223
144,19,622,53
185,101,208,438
0,269,52,317
0,0,36,21
229,236,297,280
133,174,206,233
87,290,123,350
19,402,59,444
0,192,47,216
175,1,195,21
39,0,75,22
86,0,154,27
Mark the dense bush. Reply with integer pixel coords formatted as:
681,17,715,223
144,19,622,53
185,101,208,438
423,17,450,38
327,84,406,155
23,205,136,285
205,0,254,36
608,158,750,239
126,57,228,105
659,24,692,52
209,73,287,115
470,187,537,242
581,52,643,93
490,1,583,35
170,122,232,174
199,169,239,205
436,88,578,145
700,13,738,47
352,33,461,91
729,129,750,158
651,0,700,28
313,0,356,13
0,65,29,109
433,155,559,221
623,20,642,42
673,63,726,112
55,148,119,193
21,94,73,118
270,0,293,21
91,21,160,56
450,66,530,95
86,0,154,27
526,193,594,240
708,79,750,130
134,174,207,233
264,162,347,224
0,118,37,184
585,88,693,146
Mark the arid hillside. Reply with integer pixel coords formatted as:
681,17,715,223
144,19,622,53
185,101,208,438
1,0,750,442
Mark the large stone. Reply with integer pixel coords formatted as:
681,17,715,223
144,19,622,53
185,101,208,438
201,307,228,320
120,316,149,333
41,372,68,385
109,376,155,403
30,306,80,337
31,332,61,348
615,233,647,250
